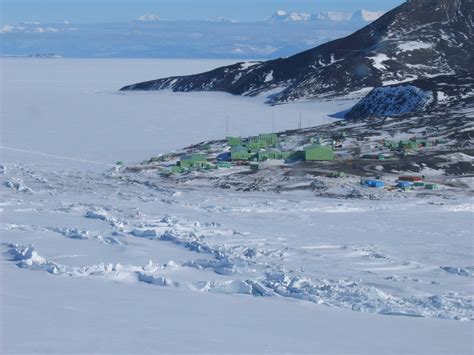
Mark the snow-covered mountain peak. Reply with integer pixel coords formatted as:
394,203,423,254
270,9,385,23
137,14,161,22
289,12,312,22
270,10,311,22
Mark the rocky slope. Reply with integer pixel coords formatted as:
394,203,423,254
345,73,474,120
120,0,474,104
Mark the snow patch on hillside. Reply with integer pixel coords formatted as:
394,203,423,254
397,41,434,52
264,70,274,82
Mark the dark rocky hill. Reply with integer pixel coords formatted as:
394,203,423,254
121,0,474,104
345,73,474,120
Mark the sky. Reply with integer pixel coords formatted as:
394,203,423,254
1,0,405,24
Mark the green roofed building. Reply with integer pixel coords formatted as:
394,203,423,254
231,146,252,161
247,137,268,150
399,140,426,150
171,166,188,174
227,136,242,146
257,133,278,146
247,133,279,151
303,144,334,161
179,154,207,169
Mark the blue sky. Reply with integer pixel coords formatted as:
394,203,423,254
1,0,405,24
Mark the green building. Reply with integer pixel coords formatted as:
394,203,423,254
303,144,334,161
231,146,252,161
171,166,188,174
398,140,427,150
179,154,207,169
247,133,279,151
384,141,398,150
247,141,267,151
227,136,242,146
258,133,278,146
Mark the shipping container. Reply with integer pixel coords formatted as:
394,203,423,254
398,176,423,182
362,179,385,188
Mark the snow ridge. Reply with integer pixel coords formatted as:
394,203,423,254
3,194,473,321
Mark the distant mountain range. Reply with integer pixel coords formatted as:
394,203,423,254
121,0,474,119
269,9,385,23
0,9,385,59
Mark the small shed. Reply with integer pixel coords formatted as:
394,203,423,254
399,140,422,150
425,183,439,190
303,144,334,161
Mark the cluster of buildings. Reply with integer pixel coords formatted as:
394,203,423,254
228,133,334,164
361,137,448,161
360,175,439,190
167,133,335,174
171,154,232,174
383,137,447,152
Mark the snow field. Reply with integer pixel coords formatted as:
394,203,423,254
1,59,473,354
1,162,473,322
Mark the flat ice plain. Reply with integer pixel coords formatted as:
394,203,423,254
1,59,473,354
